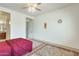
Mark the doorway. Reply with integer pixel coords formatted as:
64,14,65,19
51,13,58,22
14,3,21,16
0,11,10,40
26,17,33,38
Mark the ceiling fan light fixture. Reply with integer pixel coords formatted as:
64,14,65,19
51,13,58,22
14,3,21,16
28,7,36,12
27,3,41,12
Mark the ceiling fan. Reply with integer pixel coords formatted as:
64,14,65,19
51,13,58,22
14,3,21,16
21,3,41,12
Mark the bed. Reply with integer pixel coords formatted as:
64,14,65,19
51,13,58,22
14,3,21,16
0,38,32,56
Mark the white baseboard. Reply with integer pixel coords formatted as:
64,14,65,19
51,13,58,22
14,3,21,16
31,38,79,53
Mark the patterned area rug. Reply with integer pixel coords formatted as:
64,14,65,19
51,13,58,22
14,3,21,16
24,39,79,56
30,45,76,56
32,39,44,49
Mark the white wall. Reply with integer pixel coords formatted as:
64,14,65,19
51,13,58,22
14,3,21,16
0,6,32,38
32,4,79,49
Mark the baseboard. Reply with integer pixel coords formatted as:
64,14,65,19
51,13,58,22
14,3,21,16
31,38,79,54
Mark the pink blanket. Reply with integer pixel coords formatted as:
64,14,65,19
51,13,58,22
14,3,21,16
0,38,32,56
0,41,11,56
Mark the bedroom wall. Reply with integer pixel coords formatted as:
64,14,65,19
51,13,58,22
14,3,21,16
32,4,79,49
0,6,32,38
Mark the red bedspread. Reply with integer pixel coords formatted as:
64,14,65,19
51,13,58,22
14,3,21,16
0,38,32,56
0,41,11,56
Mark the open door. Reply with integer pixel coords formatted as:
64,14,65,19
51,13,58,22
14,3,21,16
0,11,10,40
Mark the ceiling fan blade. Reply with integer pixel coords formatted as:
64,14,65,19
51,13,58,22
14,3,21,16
35,8,41,11
21,7,28,9
37,3,41,5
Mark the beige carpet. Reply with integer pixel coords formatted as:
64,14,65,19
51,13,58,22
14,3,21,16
24,39,79,56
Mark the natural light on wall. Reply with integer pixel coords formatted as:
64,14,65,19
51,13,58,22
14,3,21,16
0,20,3,24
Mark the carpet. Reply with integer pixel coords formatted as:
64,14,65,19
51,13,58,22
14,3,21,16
24,39,79,56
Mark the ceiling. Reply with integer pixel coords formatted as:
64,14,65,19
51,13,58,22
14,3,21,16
0,3,72,16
